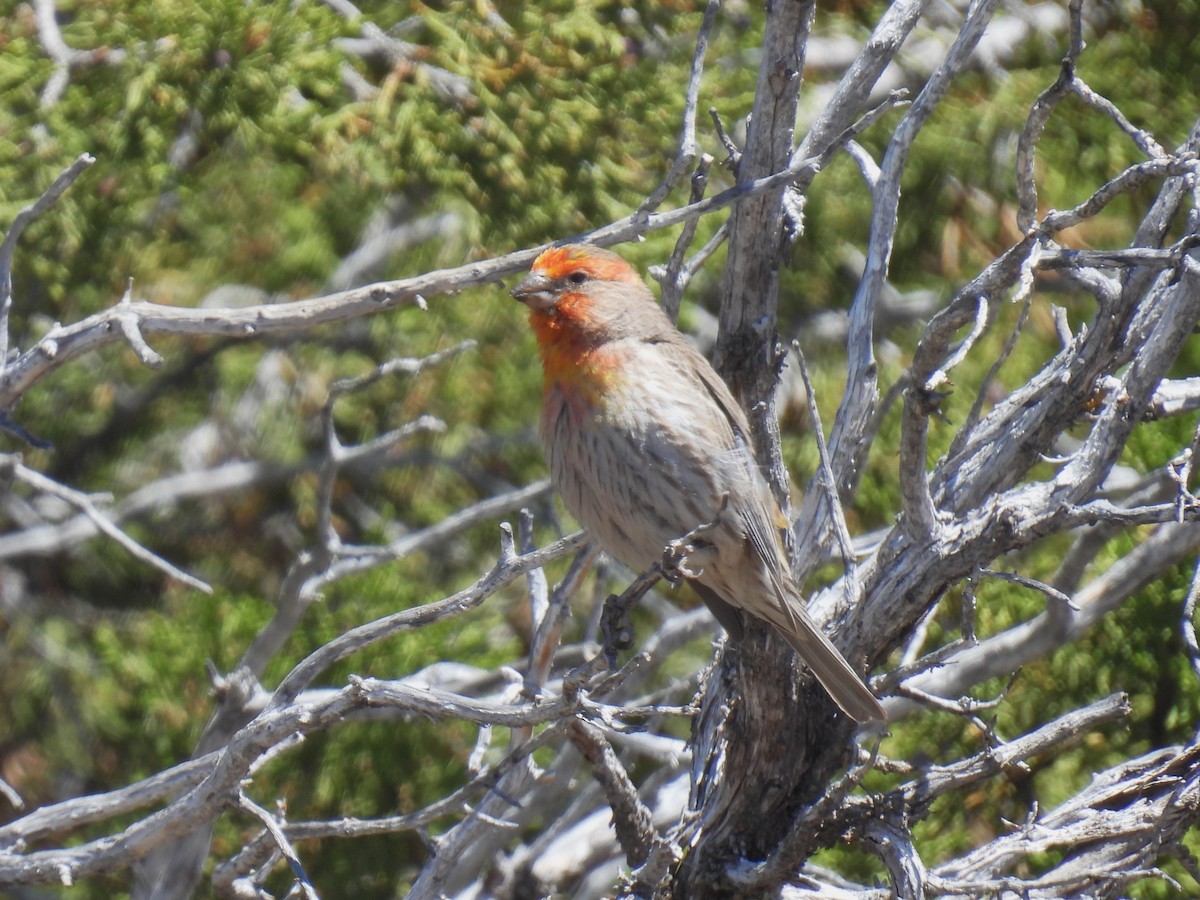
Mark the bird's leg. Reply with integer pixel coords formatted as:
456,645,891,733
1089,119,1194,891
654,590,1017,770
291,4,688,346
600,494,730,668
600,566,664,668
660,495,730,584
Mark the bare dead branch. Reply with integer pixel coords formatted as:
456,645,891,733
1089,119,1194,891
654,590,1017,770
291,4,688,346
638,0,718,216
890,522,1200,717
654,153,716,321
322,0,474,106
0,152,95,374
569,720,659,869
0,528,586,888
0,138,904,417
33,0,127,108
11,461,210,592
6,5,1199,897
792,341,859,586
0,458,292,561
237,794,319,900
526,542,597,696
1182,559,1200,688
930,741,1200,896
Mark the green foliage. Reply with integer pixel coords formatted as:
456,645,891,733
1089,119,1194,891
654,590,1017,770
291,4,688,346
0,1,705,890
3,0,1200,894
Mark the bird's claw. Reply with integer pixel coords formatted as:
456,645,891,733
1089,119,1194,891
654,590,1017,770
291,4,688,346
661,500,728,584
661,539,703,584
600,594,636,668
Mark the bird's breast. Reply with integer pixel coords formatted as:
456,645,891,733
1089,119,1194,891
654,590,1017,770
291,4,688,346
540,374,745,573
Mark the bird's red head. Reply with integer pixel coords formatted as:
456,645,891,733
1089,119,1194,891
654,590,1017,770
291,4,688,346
531,244,642,286
511,244,644,313
512,243,657,346
512,243,663,395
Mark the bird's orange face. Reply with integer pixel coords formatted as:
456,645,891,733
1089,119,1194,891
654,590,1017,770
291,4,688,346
530,245,642,284
511,245,642,313
511,244,642,401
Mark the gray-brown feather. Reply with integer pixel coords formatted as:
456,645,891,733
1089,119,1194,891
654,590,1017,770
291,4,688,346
537,275,884,722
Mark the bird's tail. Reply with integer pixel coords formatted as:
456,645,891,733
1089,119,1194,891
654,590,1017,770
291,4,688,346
692,580,886,724
775,605,886,724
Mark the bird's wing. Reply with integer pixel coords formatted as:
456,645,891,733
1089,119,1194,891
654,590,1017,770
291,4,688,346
677,339,886,723
683,343,757,450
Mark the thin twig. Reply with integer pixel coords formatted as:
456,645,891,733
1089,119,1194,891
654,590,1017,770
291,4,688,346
0,153,95,376
33,0,126,108
656,153,715,321
1182,559,1200,688
638,0,718,215
12,462,211,593
792,341,858,591
0,778,25,812
238,794,320,900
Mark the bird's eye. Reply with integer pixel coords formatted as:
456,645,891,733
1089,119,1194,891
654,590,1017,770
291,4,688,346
567,271,588,285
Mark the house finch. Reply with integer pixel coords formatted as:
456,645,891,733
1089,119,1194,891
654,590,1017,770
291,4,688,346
512,244,884,723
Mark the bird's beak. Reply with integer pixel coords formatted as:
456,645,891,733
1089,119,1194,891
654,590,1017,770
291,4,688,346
511,272,557,310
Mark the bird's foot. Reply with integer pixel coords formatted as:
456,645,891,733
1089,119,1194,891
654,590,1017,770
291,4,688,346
600,593,636,667
598,566,663,668
661,539,704,584
660,497,730,584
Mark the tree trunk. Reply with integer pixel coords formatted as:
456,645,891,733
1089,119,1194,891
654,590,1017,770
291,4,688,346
678,2,861,894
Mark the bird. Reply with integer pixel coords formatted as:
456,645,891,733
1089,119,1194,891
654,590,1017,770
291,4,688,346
511,243,885,724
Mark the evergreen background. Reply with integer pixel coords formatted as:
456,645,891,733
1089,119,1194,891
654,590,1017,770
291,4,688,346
2,0,1199,895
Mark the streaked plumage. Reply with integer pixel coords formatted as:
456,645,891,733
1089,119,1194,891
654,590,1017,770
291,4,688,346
512,244,884,724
